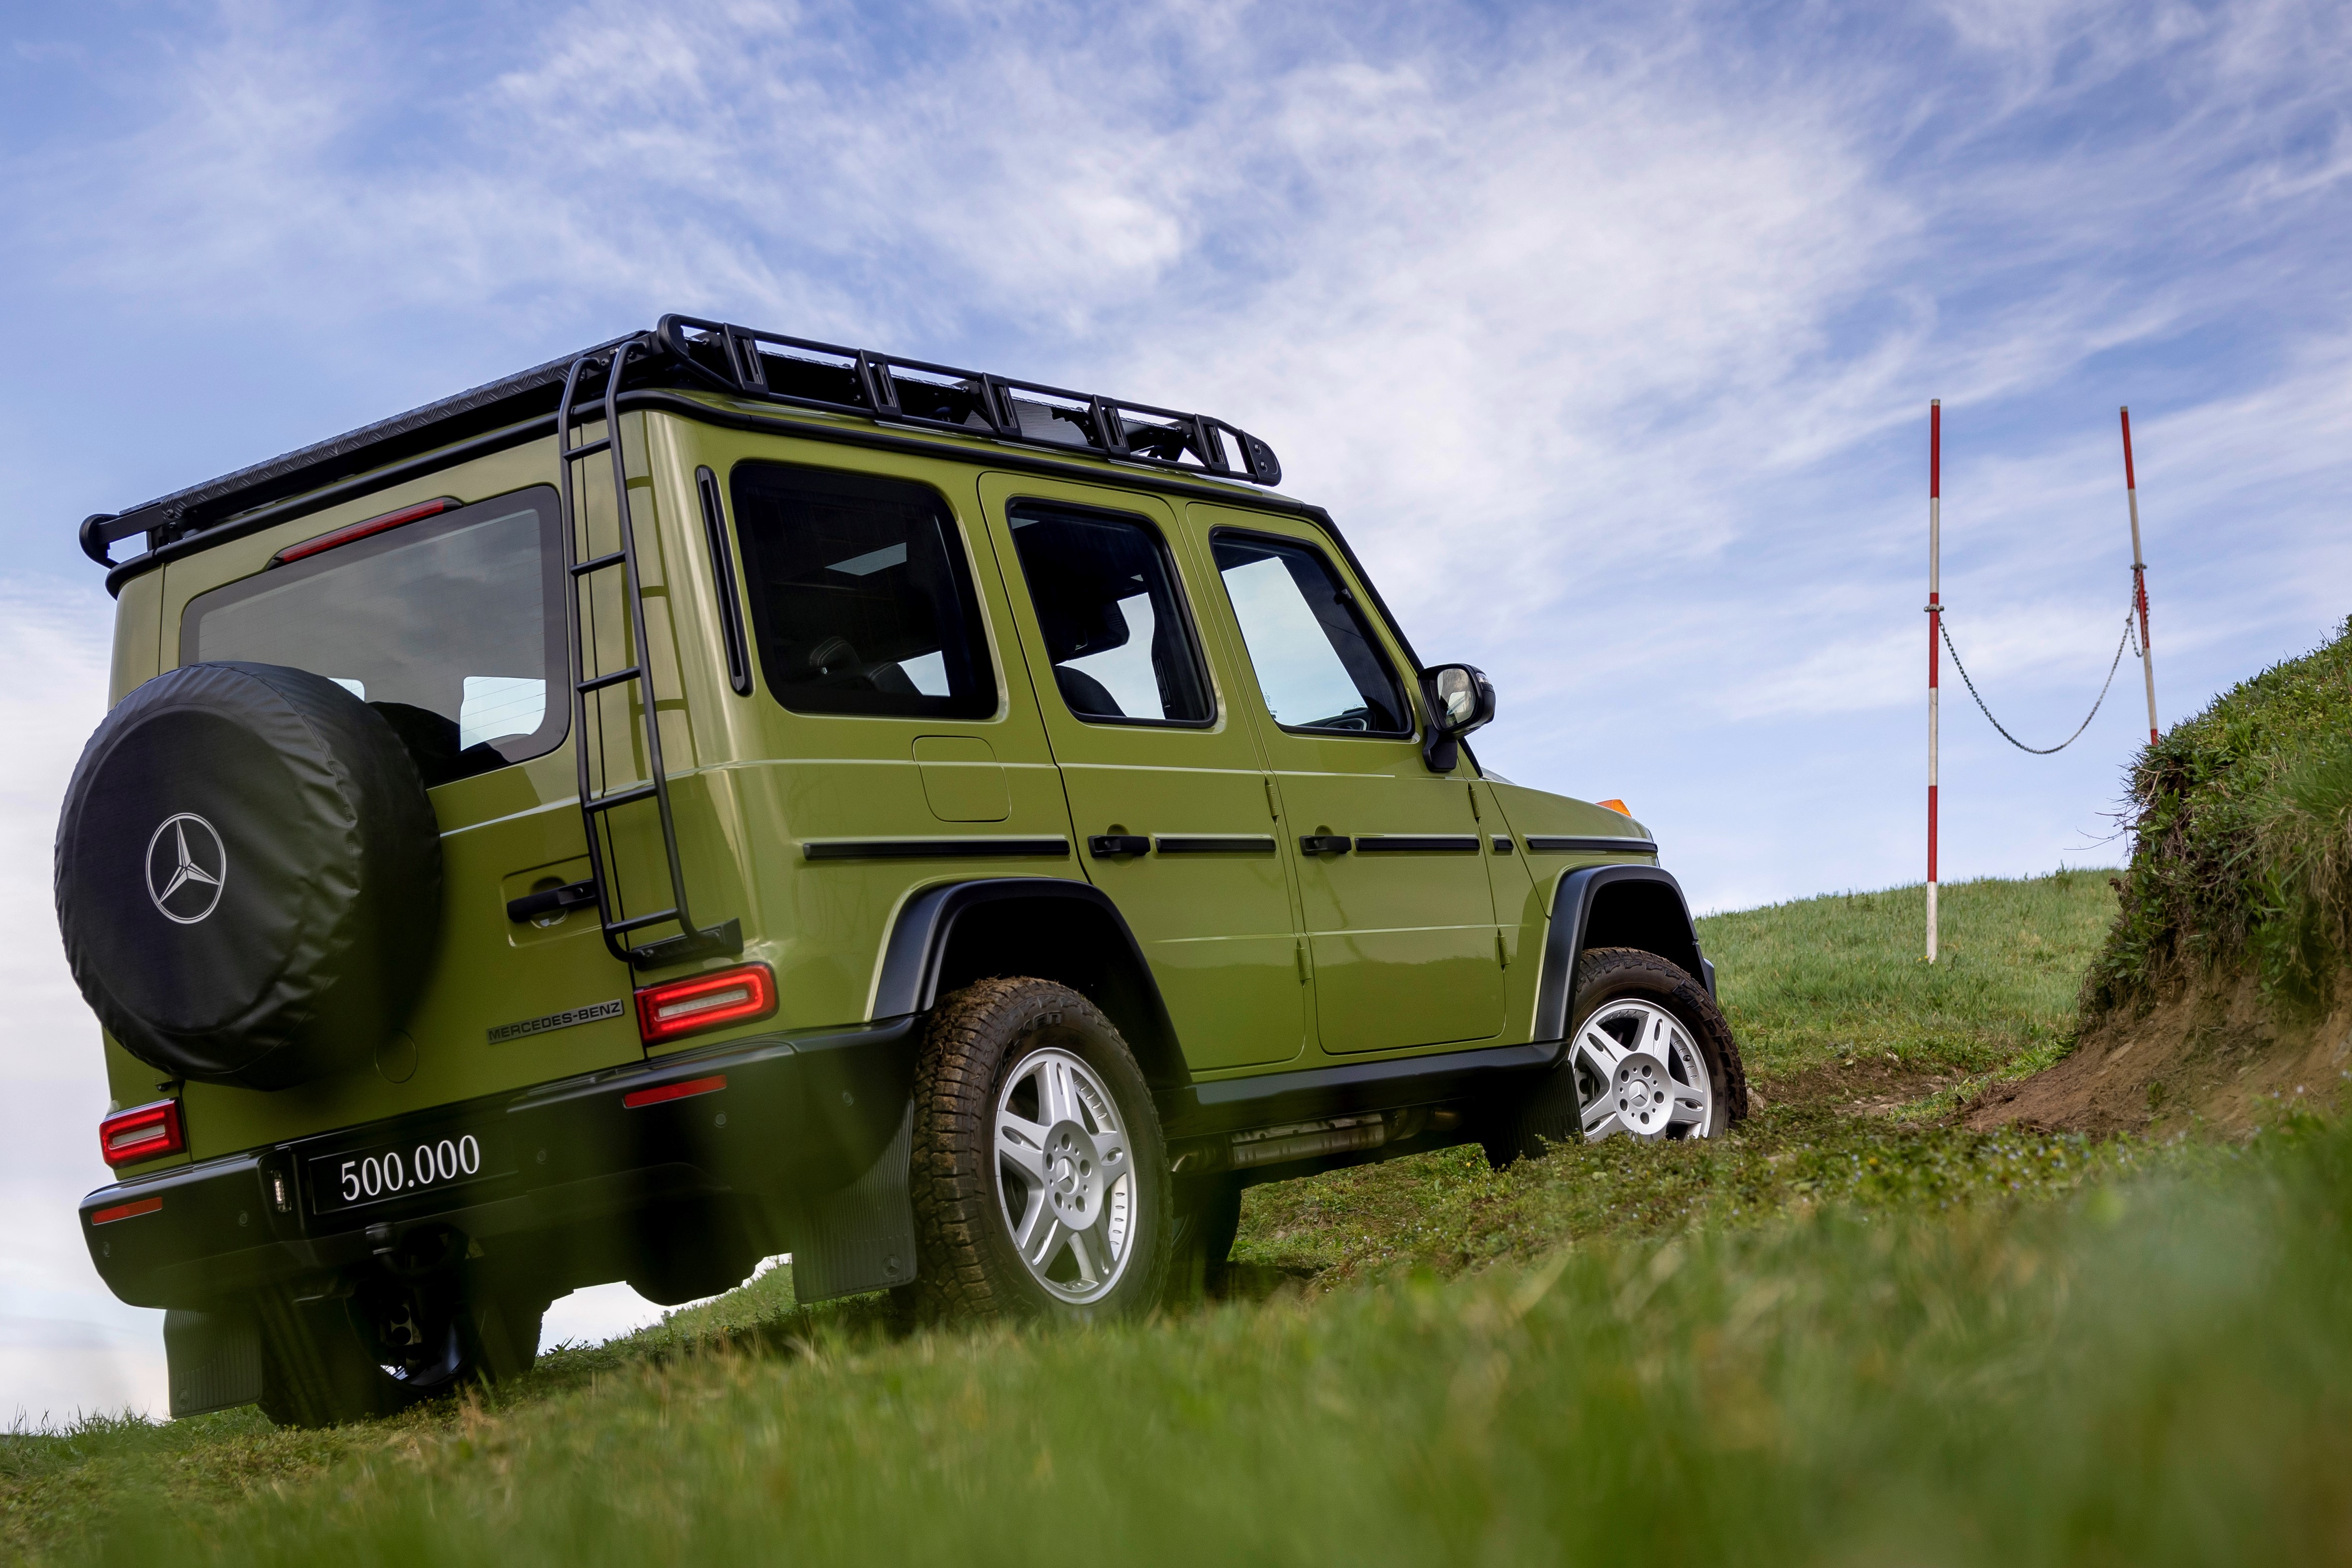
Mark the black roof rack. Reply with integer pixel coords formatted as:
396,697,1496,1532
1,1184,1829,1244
80,315,1283,572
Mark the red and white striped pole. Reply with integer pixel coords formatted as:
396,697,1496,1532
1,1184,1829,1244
2121,406,2158,746
1928,398,1941,964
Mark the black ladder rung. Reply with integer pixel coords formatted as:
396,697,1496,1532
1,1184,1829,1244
578,666,643,693
608,907,683,935
569,550,628,577
584,782,659,812
559,437,612,460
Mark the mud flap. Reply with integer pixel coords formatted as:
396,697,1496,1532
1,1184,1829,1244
164,1305,264,1418
790,1102,915,1303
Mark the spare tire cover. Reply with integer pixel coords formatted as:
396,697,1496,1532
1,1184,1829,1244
55,662,442,1089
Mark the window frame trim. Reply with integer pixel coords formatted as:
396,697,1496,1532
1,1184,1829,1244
1206,525,1420,742
1003,494,1221,732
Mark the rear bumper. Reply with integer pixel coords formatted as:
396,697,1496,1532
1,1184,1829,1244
80,1018,917,1310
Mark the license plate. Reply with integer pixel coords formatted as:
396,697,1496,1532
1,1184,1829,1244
307,1130,501,1216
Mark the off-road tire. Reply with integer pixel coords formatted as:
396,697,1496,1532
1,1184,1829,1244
899,977,1172,1325
1483,946,1747,1166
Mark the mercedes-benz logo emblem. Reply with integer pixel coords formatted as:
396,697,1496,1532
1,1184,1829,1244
146,813,228,925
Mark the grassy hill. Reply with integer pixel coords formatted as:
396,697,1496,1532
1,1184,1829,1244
2091,614,2352,1012
10,870,2350,1565
1978,619,2352,1134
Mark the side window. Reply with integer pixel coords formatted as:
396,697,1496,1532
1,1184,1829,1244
181,488,567,788
1210,533,1411,736
729,463,996,720
1006,502,1212,725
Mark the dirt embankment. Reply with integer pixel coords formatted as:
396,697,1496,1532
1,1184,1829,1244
1968,976,2352,1135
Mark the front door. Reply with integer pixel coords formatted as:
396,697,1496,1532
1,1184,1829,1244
980,476,1307,1074
1184,506,1505,1056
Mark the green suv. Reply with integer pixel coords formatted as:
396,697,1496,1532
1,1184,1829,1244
60,316,1745,1425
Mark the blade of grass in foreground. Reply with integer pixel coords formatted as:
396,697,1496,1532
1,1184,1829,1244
60,1116,2352,1568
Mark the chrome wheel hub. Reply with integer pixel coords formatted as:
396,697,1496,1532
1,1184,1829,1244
993,1047,1135,1303
1573,999,1713,1142
1044,1122,1104,1225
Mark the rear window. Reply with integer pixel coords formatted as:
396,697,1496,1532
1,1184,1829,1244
180,488,567,787
729,463,996,720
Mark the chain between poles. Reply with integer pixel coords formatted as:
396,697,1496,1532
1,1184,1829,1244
1934,599,2139,755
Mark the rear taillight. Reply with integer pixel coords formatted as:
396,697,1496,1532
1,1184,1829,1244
99,1100,185,1169
635,963,778,1045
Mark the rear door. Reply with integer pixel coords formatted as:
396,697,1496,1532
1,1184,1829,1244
162,481,643,1152
979,475,1307,1073
1184,506,1505,1056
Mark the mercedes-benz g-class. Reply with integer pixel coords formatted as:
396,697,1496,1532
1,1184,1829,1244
60,316,1744,1425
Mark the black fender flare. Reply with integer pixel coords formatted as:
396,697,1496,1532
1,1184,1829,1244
1531,865,1714,1042
871,877,1187,1085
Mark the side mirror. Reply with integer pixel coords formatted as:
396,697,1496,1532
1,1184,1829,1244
1419,663,1496,773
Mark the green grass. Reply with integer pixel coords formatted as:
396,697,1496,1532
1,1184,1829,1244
15,1117,2347,1567
1696,868,2117,1082
19,868,2352,1567
1229,1109,2127,1285
2092,615,2352,1013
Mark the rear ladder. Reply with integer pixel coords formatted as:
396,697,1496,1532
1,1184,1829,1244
555,337,740,970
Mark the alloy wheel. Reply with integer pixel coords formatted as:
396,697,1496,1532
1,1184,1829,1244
993,1046,1138,1304
1572,998,1715,1141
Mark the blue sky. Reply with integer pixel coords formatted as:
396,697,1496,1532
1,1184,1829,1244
2,0,2348,1417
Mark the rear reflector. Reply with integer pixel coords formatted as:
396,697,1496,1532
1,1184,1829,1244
635,963,777,1045
272,497,458,566
622,1074,728,1110
91,1195,164,1225
98,1100,185,1169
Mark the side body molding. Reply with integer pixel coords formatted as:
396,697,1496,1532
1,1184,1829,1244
1532,865,1714,1042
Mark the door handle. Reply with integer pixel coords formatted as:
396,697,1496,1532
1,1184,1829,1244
506,879,599,923
1087,834,1151,858
1298,834,1353,855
